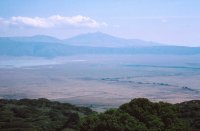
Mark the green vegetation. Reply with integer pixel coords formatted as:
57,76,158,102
0,98,199,131
177,100,200,131
0,98,93,131
119,98,187,131
79,109,147,131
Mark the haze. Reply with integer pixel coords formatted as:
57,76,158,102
0,0,200,112
0,0,200,46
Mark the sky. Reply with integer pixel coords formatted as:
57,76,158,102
0,0,200,46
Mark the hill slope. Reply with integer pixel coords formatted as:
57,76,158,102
0,98,199,131
1,33,200,57
80,98,200,131
65,32,161,47
0,98,93,131
2,35,62,43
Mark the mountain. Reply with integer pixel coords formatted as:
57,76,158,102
64,32,162,47
1,33,200,57
1,35,62,43
0,38,75,57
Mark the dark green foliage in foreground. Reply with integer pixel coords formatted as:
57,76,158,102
0,98,93,131
79,109,148,131
79,98,200,131
0,98,200,131
119,98,187,131
176,100,200,131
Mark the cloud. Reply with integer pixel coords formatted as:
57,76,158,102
0,15,107,28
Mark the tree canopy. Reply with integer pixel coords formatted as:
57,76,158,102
0,98,199,131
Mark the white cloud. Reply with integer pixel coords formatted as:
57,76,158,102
11,16,51,28
0,15,107,28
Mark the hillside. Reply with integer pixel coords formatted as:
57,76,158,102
65,32,161,47
0,98,94,131
2,35,62,43
1,33,200,57
0,98,199,131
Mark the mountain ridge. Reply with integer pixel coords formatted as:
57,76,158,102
1,32,200,57
0,32,164,47
64,32,163,47
0,35,62,43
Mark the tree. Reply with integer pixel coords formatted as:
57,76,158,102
79,109,147,131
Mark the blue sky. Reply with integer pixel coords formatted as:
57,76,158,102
0,0,200,46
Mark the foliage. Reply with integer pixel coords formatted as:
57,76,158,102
79,109,147,131
119,98,188,131
177,100,200,131
0,98,93,131
0,98,199,131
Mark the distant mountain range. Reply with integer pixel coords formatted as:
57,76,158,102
65,32,162,47
0,32,200,57
1,35,62,43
